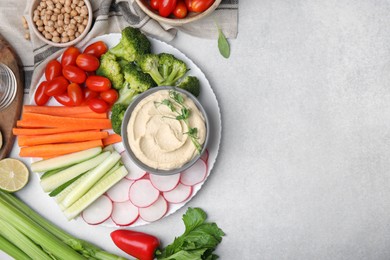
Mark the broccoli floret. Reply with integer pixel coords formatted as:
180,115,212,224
116,63,156,105
138,53,188,86
110,103,128,135
109,27,151,62
96,52,124,90
176,76,200,97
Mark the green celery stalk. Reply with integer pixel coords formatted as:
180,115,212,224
0,217,52,260
0,194,85,260
0,234,30,260
0,191,125,260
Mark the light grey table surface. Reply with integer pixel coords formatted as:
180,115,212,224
2,1,390,259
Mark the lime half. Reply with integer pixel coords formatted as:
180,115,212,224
0,158,29,192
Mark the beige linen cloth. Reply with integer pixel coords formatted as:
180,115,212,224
19,0,238,96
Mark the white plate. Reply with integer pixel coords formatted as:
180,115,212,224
31,33,222,227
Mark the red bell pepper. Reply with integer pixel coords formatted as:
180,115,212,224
110,230,160,260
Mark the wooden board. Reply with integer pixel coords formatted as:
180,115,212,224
0,35,24,159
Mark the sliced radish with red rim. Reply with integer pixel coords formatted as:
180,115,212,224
129,179,160,208
121,152,146,180
163,183,193,204
180,159,208,186
150,173,181,192
82,195,112,225
111,201,139,226
106,178,134,202
139,195,168,222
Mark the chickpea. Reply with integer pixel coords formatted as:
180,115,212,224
52,36,61,43
61,36,69,43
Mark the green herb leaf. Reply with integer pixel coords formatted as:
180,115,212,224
218,28,230,59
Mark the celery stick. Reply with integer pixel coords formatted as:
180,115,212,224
31,147,102,172
41,151,111,192
0,217,52,260
64,166,128,220
0,234,30,260
60,151,121,209
0,195,84,260
0,191,126,260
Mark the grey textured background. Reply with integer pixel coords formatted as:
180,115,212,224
3,0,390,259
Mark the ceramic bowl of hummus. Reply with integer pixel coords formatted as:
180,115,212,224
122,86,209,175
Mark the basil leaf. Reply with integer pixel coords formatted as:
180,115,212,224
218,28,230,59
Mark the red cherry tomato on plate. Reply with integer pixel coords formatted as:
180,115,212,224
67,83,84,106
88,97,109,113
83,41,108,58
45,59,62,81
187,0,214,12
159,0,177,17
100,89,118,104
61,46,81,67
86,75,111,92
55,93,74,106
76,53,100,71
150,0,159,10
173,0,188,18
83,87,99,104
34,81,51,106
62,65,87,84
45,76,69,96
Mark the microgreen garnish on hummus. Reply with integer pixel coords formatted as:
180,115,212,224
155,90,202,154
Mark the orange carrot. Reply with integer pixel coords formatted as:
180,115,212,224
67,112,107,119
13,127,81,136
18,131,109,146
17,113,112,130
19,140,103,158
22,105,96,116
102,133,122,146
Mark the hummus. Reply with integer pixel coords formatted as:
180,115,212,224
127,89,206,171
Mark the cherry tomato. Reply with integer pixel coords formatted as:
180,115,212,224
34,81,51,106
45,59,62,81
187,0,214,12
62,65,87,84
100,89,118,104
76,53,100,71
55,93,74,106
159,0,177,17
83,41,108,58
88,97,109,113
45,76,69,96
173,0,188,18
67,83,84,106
150,0,159,10
83,88,99,104
61,46,81,67
85,75,112,92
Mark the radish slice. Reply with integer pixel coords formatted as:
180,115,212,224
111,201,139,226
121,153,146,180
163,183,193,204
129,179,160,208
150,173,181,192
139,195,168,222
82,195,112,225
200,149,209,163
106,178,134,202
180,159,208,186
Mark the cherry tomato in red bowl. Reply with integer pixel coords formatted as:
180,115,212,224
134,0,221,25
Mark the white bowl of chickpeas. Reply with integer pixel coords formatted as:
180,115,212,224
30,0,92,47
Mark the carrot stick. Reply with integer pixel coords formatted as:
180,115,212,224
17,113,112,130
102,134,122,146
22,105,95,116
67,112,107,119
13,128,81,136
18,131,109,146
19,140,103,158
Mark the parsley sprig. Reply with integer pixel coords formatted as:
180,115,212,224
155,90,202,153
